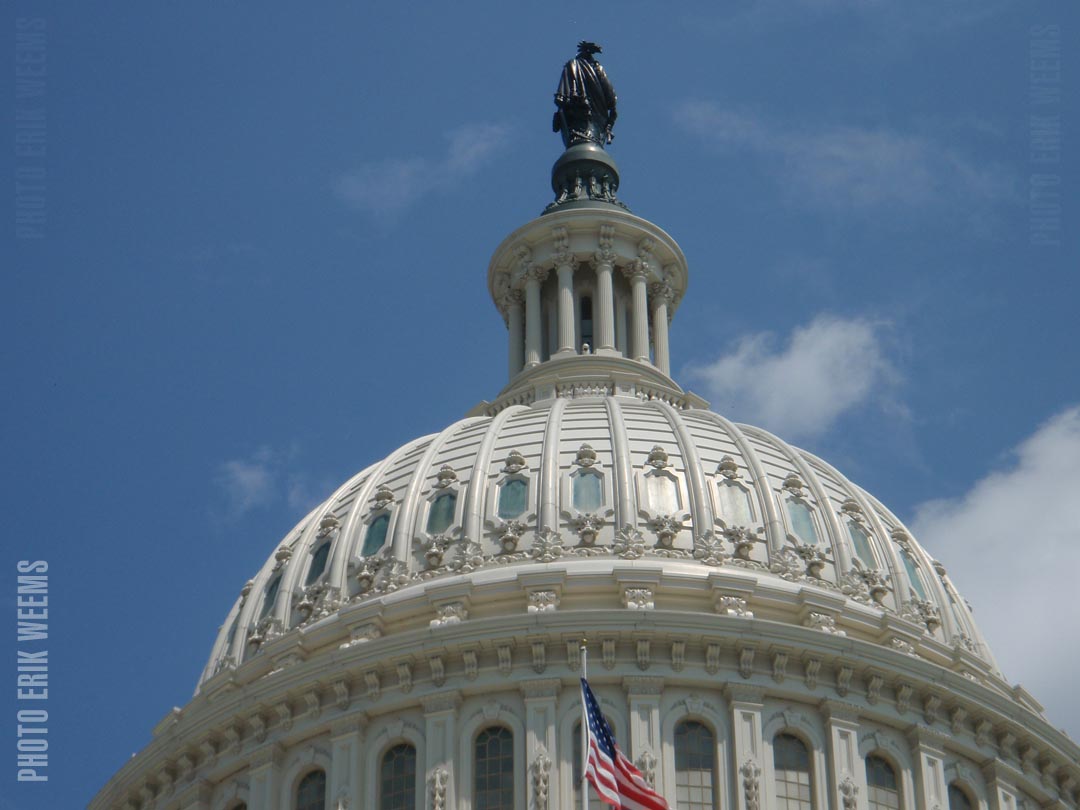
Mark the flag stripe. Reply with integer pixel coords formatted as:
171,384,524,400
581,677,669,810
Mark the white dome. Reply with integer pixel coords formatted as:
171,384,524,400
93,67,1080,810
203,386,995,690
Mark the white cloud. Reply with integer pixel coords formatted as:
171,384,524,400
912,406,1080,739
334,122,512,220
685,315,895,441
215,447,277,518
675,102,1015,215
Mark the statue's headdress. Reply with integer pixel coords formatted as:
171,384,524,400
577,41,602,56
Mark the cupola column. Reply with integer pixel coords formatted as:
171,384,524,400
525,267,548,368
553,227,576,356
593,225,617,354
505,291,525,378
649,279,673,376
626,263,651,363
556,262,576,355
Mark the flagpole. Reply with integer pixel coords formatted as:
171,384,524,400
581,636,589,810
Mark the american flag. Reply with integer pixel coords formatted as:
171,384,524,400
581,678,670,810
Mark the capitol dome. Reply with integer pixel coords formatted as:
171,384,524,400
92,46,1079,810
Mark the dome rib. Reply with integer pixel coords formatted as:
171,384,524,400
604,396,636,530
538,398,567,532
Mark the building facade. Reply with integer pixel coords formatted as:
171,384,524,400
92,57,1080,810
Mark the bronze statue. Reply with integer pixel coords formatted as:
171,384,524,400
553,41,618,149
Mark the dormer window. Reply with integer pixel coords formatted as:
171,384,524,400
305,541,331,585
363,514,390,556
497,478,527,519
427,491,457,534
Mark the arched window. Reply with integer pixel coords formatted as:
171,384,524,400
716,480,753,527
259,575,281,619
573,472,603,512
427,492,456,534
296,769,326,810
675,720,717,810
498,478,527,519
948,783,974,810
773,734,813,809
363,514,390,556
846,522,876,567
787,501,819,545
380,743,417,810
475,726,514,810
866,755,900,810
305,542,331,586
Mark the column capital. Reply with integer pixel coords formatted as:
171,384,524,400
592,223,617,268
724,684,765,705
906,724,948,753
622,260,650,281
622,675,665,696
648,281,675,307
421,690,462,715
819,698,862,724
497,288,525,314
551,225,574,269
520,678,562,700
526,265,550,285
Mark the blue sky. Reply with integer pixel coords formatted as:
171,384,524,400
4,2,1077,806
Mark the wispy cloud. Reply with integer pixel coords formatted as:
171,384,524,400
912,406,1080,740
215,447,278,518
214,445,331,521
675,102,1016,217
334,122,512,222
684,315,897,441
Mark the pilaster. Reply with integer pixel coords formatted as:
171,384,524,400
908,726,949,810
624,676,664,795
726,685,765,810
821,700,868,810
423,692,462,810
982,761,1021,810
247,742,284,810
330,718,365,810
522,679,560,810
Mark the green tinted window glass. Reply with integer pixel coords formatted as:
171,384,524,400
259,576,280,619
306,542,331,585
427,492,456,534
901,551,928,600
573,473,602,512
717,481,753,526
847,522,876,566
363,514,390,556
646,474,679,513
787,500,819,545
497,479,527,519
